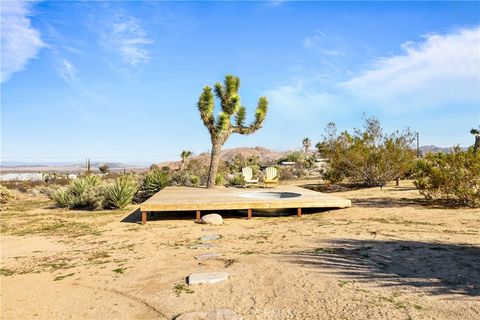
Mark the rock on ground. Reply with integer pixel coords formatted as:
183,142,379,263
187,272,229,285
175,308,243,320
195,253,221,260
200,234,220,241
200,214,223,225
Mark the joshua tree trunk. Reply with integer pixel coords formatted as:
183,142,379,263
196,75,268,189
207,141,222,188
474,134,480,155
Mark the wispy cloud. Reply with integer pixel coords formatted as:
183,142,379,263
303,30,347,57
342,26,480,111
101,13,153,67
267,26,480,120
58,59,76,84
1,0,45,83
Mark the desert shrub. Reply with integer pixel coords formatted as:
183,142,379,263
50,175,105,210
317,117,416,187
190,175,200,186
140,169,170,199
0,185,16,204
229,175,245,186
413,147,480,207
50,187,75,208
98,164,110,174
215,173,225,186
104,176,138,209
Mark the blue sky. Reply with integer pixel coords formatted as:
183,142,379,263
1,1,479,164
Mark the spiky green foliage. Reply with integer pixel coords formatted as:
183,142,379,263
51,187,75,208
104,176,138,209
196,75,269,188
50,175,103,209
142,169,170,198
414,147,480,207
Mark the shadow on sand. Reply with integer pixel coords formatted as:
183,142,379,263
287,239,480,296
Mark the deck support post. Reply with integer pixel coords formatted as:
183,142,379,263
196,210,201,222
297,208,302,218
141,211,147,224
247,209,252,220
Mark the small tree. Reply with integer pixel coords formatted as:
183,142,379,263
180,150,193,171
302,138,311,154
471,127,480,155
318,117,416,187
197,75,268,188
98,164,110,174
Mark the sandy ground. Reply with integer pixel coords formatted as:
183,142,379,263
1,181,479,320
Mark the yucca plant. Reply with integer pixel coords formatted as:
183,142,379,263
142,169,170,197
104,176,138,209
51,187,75,208
68,175,101,207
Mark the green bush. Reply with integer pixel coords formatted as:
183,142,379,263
140,169,170,199
230,175,245,186
104,176,138,209
0,185,16,204
215,173,225,186
317,117,416,187
50,187,75,208
50,175,104,209
190,175,200,186
413,148,480,207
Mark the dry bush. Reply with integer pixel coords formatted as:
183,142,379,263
317,117,416,187
0,185,16,204
414,147,480,207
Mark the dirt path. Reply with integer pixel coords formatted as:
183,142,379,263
1,181,479,319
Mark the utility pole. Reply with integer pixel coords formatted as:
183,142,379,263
416,132,420,158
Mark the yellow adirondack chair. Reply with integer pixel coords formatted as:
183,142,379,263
264,166,279,188
242,167,259,188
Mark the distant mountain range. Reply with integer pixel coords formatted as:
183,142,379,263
419,145,468,154
0,145,467,173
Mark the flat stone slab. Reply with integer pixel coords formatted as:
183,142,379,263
195,253,221,260
200,234,220,241
175,308,242,320
187,272,229,285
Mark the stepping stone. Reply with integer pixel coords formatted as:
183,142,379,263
200,213,223,225
175,308,242,320
187,272,229,285
200,234,220,241
195,253,221,260
191,243,213,249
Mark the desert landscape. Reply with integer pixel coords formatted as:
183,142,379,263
1,180,479,320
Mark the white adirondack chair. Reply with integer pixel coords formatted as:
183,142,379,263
241,167,259,188
264,166,279,188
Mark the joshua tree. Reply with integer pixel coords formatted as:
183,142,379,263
302,138,311,154
197,75,268,188
471,127,480,155
180,150,193,170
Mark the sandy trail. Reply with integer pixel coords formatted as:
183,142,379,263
1,182,479,319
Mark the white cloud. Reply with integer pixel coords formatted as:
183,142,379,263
58,59,76,84
101,14,153,67
342,26,480,110
1,0,45,83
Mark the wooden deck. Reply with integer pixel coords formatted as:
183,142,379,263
140,185,351,223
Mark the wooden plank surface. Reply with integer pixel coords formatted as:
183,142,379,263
140,185,351,212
